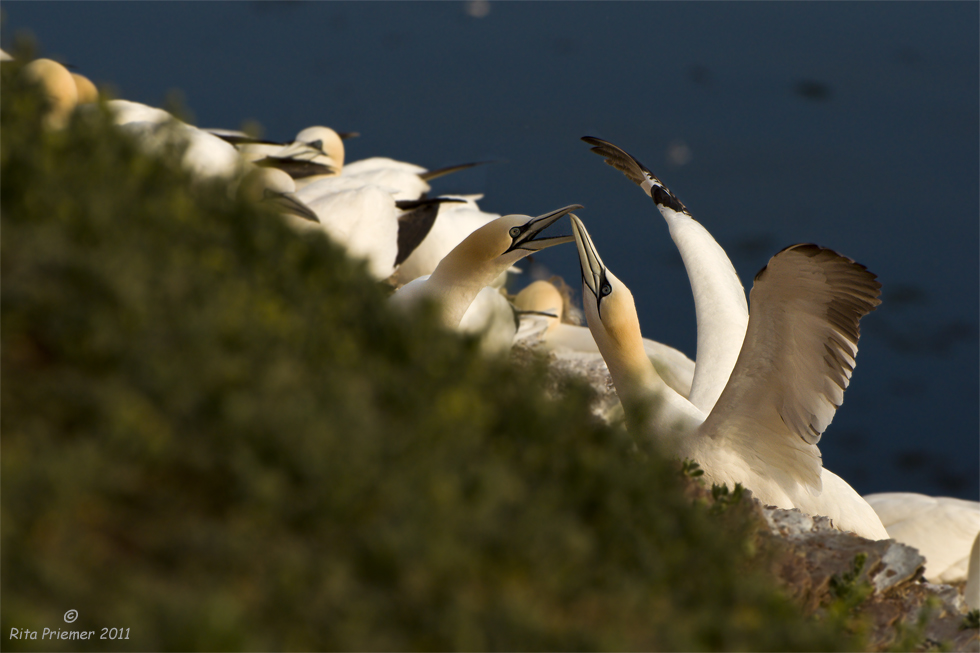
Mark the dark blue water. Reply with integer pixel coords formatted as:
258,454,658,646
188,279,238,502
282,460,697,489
5,1,977,500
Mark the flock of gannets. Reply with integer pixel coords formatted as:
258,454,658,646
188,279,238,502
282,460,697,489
15,54,978,603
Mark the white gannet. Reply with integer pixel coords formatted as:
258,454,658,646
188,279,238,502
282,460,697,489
106,99,244,180
255,126,352,184
22,58,78,129
297,184,401,280
513,279,696,399
570,214,889,540
863,492,980,583
582,137,749,414
391,194,501,286
237,167,320,225
391,204,581,330
71,72,98,105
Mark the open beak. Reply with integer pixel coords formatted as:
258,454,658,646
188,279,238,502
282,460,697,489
570,214,608,302
505,203,583,254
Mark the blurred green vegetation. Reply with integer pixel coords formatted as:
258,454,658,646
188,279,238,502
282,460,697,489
1,61,862,651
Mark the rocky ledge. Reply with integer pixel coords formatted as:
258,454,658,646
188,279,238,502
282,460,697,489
512,343,980,652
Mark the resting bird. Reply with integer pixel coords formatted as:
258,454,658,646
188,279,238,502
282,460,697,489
22,58,92,129
237,167,320,224
514,279,695,399
106,99,244,180
582,136,748,414
254,126,351,185
864,492,980,583
391,194,501,286
391,204,580,331
569,213,889,540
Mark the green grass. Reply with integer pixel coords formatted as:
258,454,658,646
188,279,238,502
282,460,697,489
1,58,862,651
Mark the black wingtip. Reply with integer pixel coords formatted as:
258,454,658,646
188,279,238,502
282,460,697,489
419,160,497,182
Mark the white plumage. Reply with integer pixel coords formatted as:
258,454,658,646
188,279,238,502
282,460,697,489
583,137,748,414
390,205,580,334
864,492,980,583
570,213,888,540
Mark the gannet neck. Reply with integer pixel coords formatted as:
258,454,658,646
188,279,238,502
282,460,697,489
426,255,503,328
661,208,748,412
571,214,702,440
581,136,748,414
423,206,580,329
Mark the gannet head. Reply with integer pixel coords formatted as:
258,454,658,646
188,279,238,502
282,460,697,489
570,214,643,347
294,126,345,168
239,166,320,224
570,214,661,409
427,204,581,327
514,280,564,334
71,72,99,104
439,204,581,278
23,58,77,129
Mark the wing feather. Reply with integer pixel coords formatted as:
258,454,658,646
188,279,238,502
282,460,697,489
581,136,690,215
700,243,881,489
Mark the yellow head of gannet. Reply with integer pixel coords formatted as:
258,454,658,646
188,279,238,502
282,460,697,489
394,204,582,329
292,125,346,169
571,214,671,414
23,58,77,129
71,72,99,104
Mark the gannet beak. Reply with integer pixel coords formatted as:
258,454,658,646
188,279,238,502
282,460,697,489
268,189,320,223
570,214,610,303
505,203,582,254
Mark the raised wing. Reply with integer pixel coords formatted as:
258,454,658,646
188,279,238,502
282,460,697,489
700,243,881,489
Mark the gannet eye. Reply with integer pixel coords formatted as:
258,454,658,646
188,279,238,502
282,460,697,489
600,283,612,296
509,226,522,238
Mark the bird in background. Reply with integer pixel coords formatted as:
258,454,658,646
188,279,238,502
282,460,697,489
864,492,980,584
21,57,98,130
569,212,888,540
391,204,580,345
513,278,695,399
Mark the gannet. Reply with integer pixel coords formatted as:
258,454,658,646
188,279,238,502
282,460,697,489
582,137,749,414
105,99,244,180
570,214,888,540
863,492,980,583
237,167,320,224
71,72,98,104
255,126,350,184
22,58,78,129
294,184,401,279
391,194,501,286
391,204,581,330
513,279,696,399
